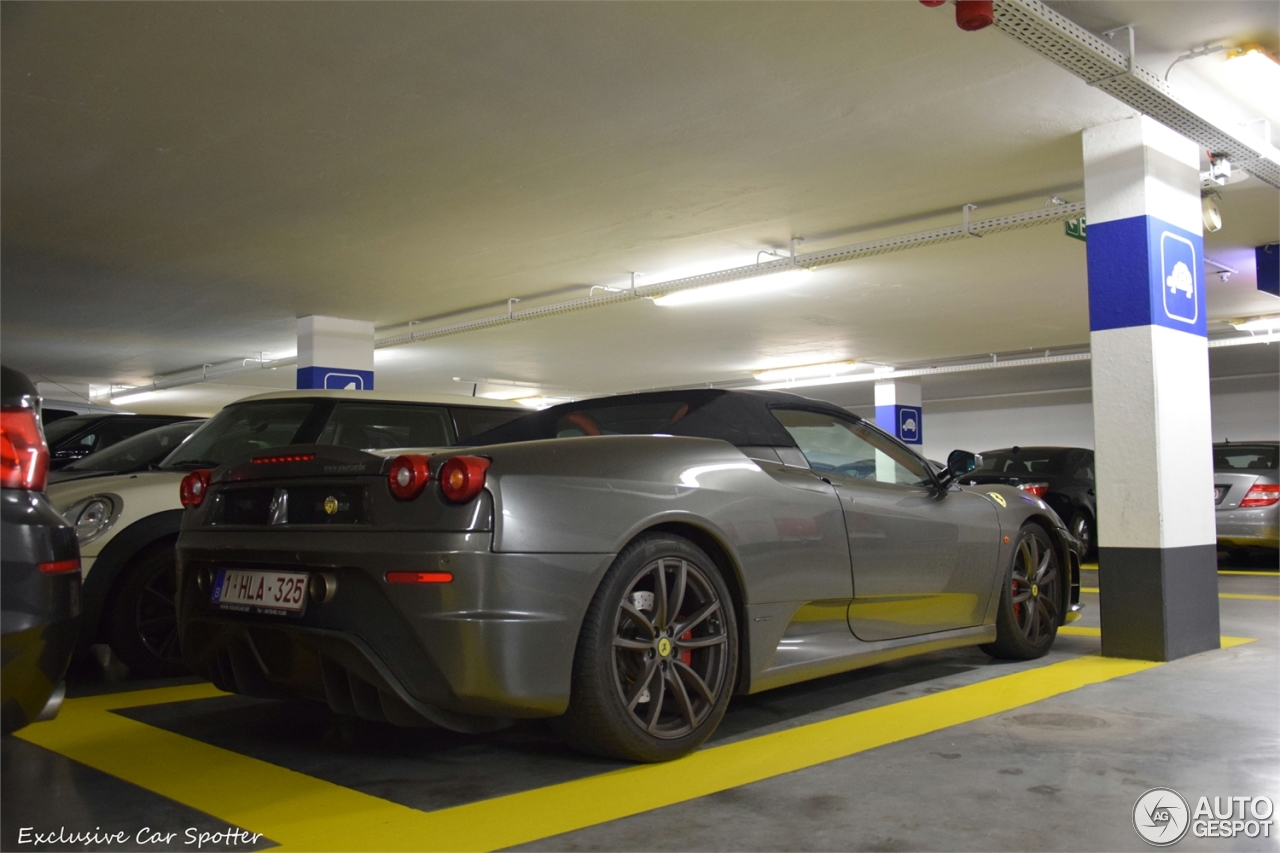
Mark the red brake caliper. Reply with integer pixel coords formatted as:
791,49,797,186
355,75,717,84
680,631,692,666
1012,579,1022,620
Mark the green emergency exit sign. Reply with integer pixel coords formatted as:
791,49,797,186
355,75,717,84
1065,217,1087,242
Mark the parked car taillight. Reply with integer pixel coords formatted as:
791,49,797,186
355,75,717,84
1018,482,1049,499
388,454,431,500
1239,484,1280,508
179,469,212,508
439,456,491,504
1,407,49,491
38,558,81,575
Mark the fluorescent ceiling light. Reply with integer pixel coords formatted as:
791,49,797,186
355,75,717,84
753,360,861,382
111,390,158,406
653,268,813,307
1229,315,1280,332
515,396,570,409
1223,45,1280,117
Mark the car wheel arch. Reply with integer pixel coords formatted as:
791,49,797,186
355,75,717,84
1021,513,1077,617
80,510,185,646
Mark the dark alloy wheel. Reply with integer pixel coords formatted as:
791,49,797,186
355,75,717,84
981,524,1062,660
105,546,189,678
611,555,731,740
1069,510,1095,560
554,534,738,762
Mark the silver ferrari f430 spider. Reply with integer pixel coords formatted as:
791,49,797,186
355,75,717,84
177,390,1082,761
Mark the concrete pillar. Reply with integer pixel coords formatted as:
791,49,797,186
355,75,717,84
1083,115,1219,661
875,380,922,446
296,316,375,390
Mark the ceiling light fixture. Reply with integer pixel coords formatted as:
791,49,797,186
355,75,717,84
110,390,158,406
1223,44,1280,104
1229,315,1280,333
753,360,862,382
513,395,570,410
653,268,813,307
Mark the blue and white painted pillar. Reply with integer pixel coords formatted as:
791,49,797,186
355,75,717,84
1083,116,1219,661
296,315,375,391
875,380,922,446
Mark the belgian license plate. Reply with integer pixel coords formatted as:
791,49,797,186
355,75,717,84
212,568,309,616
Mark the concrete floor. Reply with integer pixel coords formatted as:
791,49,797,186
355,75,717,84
3,564,1277,852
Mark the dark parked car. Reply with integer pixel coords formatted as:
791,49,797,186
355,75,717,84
963,446,1096,558
177,389,1082,762
47,420,205,485
44,413,195,470
1,366,82,734
1213,442,1279,556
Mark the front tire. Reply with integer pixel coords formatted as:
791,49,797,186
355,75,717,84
980,523,1062,661
104,544,189,678
554,533,738,762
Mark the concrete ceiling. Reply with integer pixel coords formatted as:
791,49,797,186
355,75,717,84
2,1,1277,413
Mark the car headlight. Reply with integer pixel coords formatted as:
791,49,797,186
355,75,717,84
64,494,122,546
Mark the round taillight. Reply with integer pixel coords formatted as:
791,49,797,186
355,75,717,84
179,469,212,508
439,456,491,504
387,454,431,500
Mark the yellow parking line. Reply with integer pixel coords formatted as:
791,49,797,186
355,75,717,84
19,655,1158,852
1078,587,1277,601
1218,570,1279,577
1057,626,1255,648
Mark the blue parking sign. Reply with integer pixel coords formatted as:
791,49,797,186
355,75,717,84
898,406,921,444
1160,230,1198,325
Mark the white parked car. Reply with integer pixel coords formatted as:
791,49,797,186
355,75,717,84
48,389,523,676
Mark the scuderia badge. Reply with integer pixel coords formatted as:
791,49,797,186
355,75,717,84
323,496,339,516
988,492,1007,508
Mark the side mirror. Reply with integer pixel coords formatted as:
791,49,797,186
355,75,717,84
940,449,981,486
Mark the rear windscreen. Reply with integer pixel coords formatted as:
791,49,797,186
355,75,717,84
316,402,454,450
467,399,702,445
1214,445,1278,471
976,449,1067,476
451,406,524,442
163,402,315,468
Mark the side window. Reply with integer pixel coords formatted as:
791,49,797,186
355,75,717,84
93,420,152,450
771,409,931,487
318,403,454,450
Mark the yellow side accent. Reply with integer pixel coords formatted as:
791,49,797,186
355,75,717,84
1057,625,1255,648
1218,570,1280,577
20,656,1158,852
1079,587,1277,601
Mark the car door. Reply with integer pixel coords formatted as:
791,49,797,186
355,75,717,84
771,408,1000,642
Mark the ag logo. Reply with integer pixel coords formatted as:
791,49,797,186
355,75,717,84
1134,787,1190,846
323,496,340,516
1160,231,1198,325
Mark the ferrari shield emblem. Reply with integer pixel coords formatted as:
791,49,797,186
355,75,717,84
323,496,340,516
988,492,1007,508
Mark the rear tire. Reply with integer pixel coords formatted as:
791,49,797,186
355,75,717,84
980,524,1062,661
104,544,189,678
553,533,738,762
1068,510,1096,561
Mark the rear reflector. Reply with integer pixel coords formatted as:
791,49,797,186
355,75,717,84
1,407,49,492
1018,482,1050,499
385,571,453,584
38,558,81,575
252,453,317,465
1240,484,1280,508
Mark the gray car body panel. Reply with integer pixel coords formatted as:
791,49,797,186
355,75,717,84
177,396,1079,730
1212,443,1279,549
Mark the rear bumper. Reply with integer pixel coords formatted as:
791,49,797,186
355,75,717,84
177,529,613,729
1215,505,1279,549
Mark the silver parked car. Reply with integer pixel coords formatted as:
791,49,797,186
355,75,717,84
1213,442,1279,555
177,390,1083,762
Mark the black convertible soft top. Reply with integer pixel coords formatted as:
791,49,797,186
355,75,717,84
463,389,861,449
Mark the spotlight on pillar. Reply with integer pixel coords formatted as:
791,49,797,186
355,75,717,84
1201,193,1222,233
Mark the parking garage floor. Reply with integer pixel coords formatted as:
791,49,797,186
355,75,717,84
3,566,1277,853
